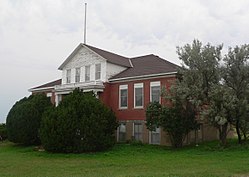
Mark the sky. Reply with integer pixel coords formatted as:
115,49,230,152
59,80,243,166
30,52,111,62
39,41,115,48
1,0,249,123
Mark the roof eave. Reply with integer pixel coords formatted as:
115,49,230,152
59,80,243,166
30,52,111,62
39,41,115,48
58,43,84,70
109,71,178,82
28,86,55,93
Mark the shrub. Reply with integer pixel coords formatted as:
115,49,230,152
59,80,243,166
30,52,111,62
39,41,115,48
6,94,52,145
0,123,7,140
146,101,198,148
40,89,118,153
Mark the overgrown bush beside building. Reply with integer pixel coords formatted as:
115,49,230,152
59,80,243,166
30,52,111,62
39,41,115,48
6,94,52,145
0,123,7,140
40,89,118,153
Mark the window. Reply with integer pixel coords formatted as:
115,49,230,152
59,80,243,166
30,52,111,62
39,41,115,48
150,81,161,103
134,122,143,141
75,68,81,83
117,123,126,142
46,93,52,97
95,63,101,80
119,85,128,108
66,69,71,83
150,127,160,144
134,83,143,108
85,65,90,81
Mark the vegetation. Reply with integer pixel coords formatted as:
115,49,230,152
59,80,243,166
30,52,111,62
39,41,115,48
40,89,118,153
147,40,249,147
6,94,52,145
0,123,7,140
1,140,249,177
221,45,249,143
146,100,198,148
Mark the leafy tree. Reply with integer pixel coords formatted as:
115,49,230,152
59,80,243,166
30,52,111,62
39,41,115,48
203,84,235,145
222,44,249,143
6,94,52,145
175,40,236,146
176,39,222,104
146,85,198,148
40,89,118,153
0,123,7,140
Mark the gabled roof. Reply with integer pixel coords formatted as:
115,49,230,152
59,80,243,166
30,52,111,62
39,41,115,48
58,43,132,70
30,79,61,90
109,54,179,81
85,44,132,68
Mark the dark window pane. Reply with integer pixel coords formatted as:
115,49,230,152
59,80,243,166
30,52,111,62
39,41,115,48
135,87,143,107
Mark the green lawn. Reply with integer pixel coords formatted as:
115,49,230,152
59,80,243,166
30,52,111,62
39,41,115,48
0,140,249,177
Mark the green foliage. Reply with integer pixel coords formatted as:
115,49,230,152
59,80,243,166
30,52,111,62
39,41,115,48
176,41,249,146
6,94,52,145
40,89,118,153
146,102,162,131
146,100,198,148
160,101,197,148
177,39,222,103
204,84,236,145
221,44,249,143
0,123,7,140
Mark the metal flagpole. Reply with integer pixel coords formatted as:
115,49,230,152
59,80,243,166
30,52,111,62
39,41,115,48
84,3,87,44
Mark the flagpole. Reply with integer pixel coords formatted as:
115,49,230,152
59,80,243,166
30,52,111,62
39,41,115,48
84,3,87,44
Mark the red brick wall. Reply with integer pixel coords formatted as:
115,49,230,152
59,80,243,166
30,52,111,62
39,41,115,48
99,76,176,121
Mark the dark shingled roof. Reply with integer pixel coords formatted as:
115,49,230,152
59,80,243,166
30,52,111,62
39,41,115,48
85,44,132,67
31,79,61,90
110,54,179,80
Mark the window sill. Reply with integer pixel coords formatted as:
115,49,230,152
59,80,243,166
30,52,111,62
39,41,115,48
119,107,128,110
133,107,144,110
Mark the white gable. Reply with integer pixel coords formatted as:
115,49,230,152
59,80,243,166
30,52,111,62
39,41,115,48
61,46,107,84
60,44,128,85
62,46,105,70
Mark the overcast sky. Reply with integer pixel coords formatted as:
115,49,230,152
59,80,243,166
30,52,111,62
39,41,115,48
1,0,249,123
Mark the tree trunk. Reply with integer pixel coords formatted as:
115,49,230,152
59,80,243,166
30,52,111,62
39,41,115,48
219,123,228,146
236,120,242,144
243,131,247,141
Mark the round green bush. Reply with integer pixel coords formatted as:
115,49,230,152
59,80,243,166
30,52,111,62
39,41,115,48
40,89,118,153
6,94,52,145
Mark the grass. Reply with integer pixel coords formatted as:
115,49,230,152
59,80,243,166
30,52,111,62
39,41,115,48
1,140,249,177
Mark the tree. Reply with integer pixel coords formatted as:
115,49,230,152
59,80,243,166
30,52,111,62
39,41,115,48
222,44,249,143
176,40,237,145
146,85,198,148
6,94,52,145
203,84,235,145
40,89,118,153
176,39,222,104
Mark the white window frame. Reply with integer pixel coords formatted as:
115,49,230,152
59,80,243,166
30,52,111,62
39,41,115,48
66,69,71,84
85,65,90,82
95,63,101,80
150,81,161,103
75,67,81,83
134,83,144,108
149,127,161,145
119,85,128,109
